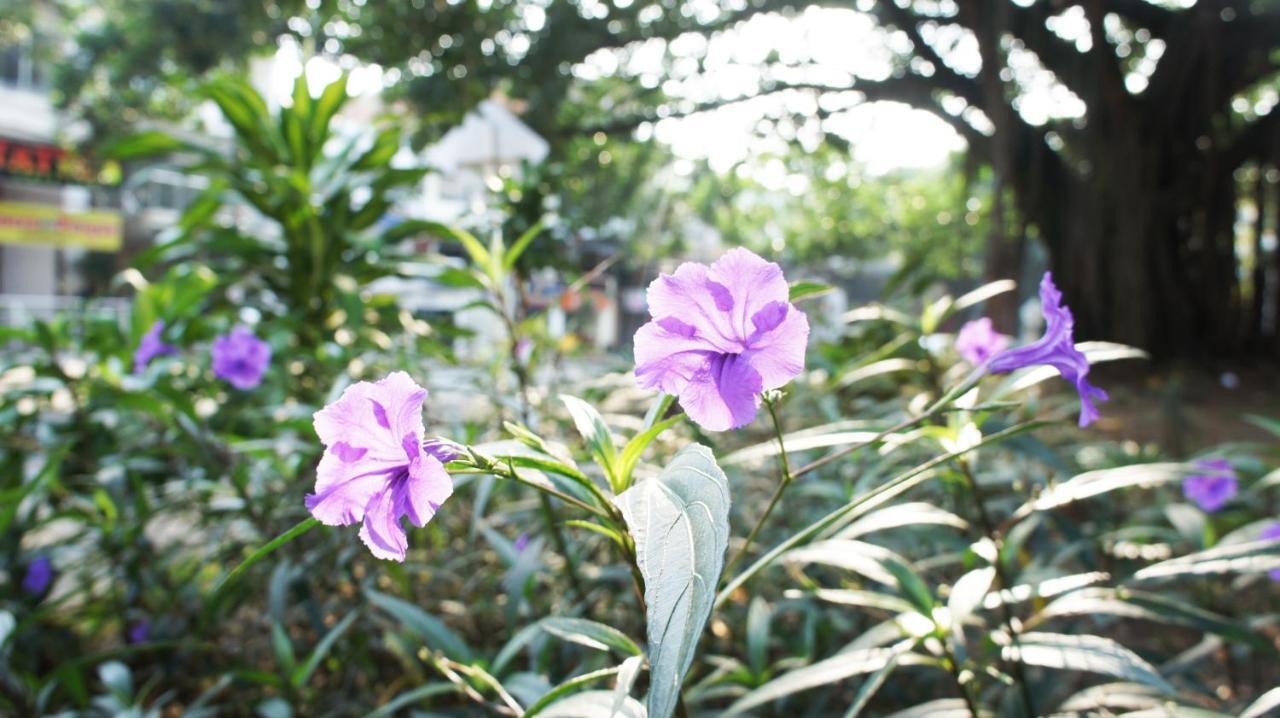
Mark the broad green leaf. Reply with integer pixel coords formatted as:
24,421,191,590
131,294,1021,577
788,281,834,302
540,618,642,657
365,588,474,662
561,395,620,490
539,690,647,718
724,641,914,716
271,622,297,673
1004,632,1173,692
615,444,730,718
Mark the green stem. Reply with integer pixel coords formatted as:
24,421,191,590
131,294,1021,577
205,517,319,621
715,421,1043,608
956,458,1037,718
537,492,588,604
724,395,794,578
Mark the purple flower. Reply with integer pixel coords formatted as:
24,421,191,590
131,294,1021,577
127,619,150,644
305,372,455,562
22,556,53,595
1262,523,1280,582
211,326,271,390
513,532,531,553
633,248,810,431
133,320,177,374
1181,458,1238,513
987,272,1108,427
955,318,1010,366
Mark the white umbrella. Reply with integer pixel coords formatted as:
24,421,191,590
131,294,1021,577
425,99,549,173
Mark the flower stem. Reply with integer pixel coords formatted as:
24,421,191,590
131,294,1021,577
537,492,588,604
724,395,794,578
956,458,1037,718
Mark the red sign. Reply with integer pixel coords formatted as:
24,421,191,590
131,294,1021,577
0,138,100,184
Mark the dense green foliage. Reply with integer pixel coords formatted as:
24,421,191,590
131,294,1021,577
3,73,1280,718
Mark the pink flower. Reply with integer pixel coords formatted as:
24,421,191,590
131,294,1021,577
633,248,809,431
955,317,1010,366
305,372,455,561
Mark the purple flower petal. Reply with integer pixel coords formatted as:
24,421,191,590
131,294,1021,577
22,556,53,596
1181,458,1238,513
211,326,272,390
955,317,1010,366
128,620,150,644
987,272,1107,427
307,372,454,562
633,248,808,432
133,320,177,374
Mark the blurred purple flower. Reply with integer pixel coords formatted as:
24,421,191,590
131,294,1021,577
633,248,810,431
305,372,454,562
127,620,150,644
211,326,271,390
1263,523,1280,582
955,318,1010,366
22,556,53,596
987,272,1108,427
513,532,531,553
133,320,177,374
1181,458,1238,513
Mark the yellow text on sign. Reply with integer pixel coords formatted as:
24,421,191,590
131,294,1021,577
0,201,123,252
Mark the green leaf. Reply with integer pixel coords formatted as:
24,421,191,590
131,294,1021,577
522,665,625,717
788,280,834,303
101,130,190,160
271,622,297,674
950,279,1016,313
539,617,642,657
388,220,492,271
745,597,771,676
504,220,544,269
366,684,457,718
561,395,620,491
1012,463,1193,519
538,690,647,718
206,517,319,619
1004,632,1174,692
842,643,914,718
616,415,682,491
291,612,357,687
615,444,730,718
1130,538,1280,582
352,126,401,171
724,641,914,716
308,75,349,149
1241,687,1280,718
365,588,474,662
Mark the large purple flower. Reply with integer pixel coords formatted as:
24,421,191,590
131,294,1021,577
22,556,53,596
955,318,1010,366
305,372,455,562
211,326,272,390
987,272,1108,427
633,248,809,431
133,320,177,374
1181,458,1238,513
1262,522,1280,582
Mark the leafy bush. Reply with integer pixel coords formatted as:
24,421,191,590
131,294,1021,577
2,76,1278,718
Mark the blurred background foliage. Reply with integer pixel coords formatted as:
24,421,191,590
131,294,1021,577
1,1,1279,717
